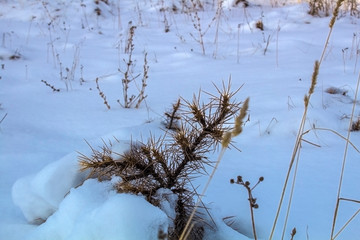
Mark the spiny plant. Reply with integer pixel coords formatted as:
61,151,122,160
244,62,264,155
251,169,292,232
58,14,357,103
230,175,264,240
164,98,181,130
79,80,249,239
351,116,360,131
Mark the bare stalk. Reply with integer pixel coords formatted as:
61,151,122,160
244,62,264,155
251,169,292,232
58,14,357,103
230,175,264,240
95,78,111,110
330,67,360,240
269,1,345,238
269,61,319,240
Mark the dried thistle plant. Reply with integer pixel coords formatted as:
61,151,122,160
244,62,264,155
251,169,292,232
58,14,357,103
79,80,248,239
118,23,148,108
185,0,218,55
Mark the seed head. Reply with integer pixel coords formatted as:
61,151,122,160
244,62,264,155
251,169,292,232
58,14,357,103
237,175,242,183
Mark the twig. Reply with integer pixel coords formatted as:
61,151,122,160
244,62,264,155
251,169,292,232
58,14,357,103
95,78,111,110
41,80,60,92
230,175,264,240
0,113,8,125
330,57,360,240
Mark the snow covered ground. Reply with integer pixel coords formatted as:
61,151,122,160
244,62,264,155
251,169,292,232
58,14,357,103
1,0,360,239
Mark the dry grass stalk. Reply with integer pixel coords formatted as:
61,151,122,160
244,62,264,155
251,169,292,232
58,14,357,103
320,0,345,64
79,80,248,239
213,0,224,58
269,60,319,240
0,112,7,126
332,207,360,239
269,1,345,237
330,64,360,240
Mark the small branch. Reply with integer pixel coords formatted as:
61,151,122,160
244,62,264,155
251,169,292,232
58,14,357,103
230,175,264,240
135,52,148,108
95,78,111,110
41,80,60,92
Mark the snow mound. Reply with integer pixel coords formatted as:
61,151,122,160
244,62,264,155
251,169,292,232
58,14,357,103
26,179,169,240
11,140,132,224
11,152,88,224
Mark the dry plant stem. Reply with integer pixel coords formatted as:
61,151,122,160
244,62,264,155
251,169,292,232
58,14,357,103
269,61,319,240
119,24,147,108
187,0,217,55
269,1,344,238
96,78,111,110
276,23,280,67
230,175,263,240
320,0,344,106
213,0,223,58
330,69,360,240
41,79,60,92
237,24,241,64
311,127,359,153
333,208,360,240
0,113,7,125
135,52,148,108
246,185,258,240
189,3,206,55
281,149,301,240
179,147,227,240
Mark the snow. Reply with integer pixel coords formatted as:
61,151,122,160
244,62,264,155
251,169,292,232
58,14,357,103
26,178,169,240
12,151,88,224
1,0,360,239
